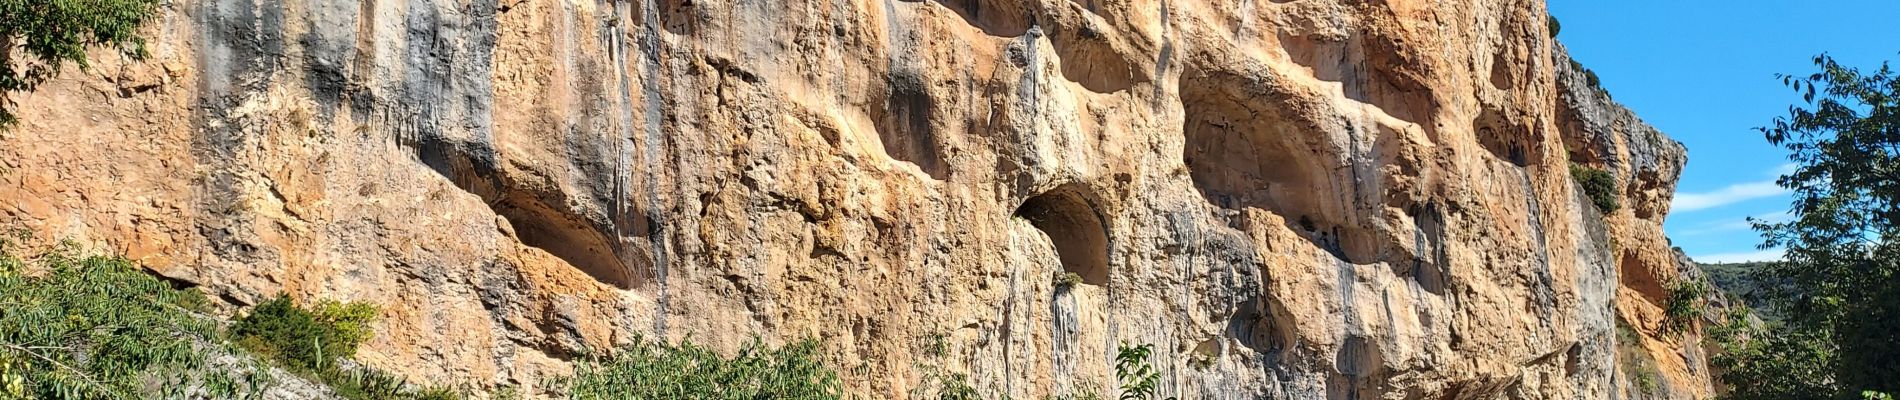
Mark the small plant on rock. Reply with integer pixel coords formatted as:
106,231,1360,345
1114,343,1174,400
1662,278,1709,336
1570,163,1621,214
1055,271,1085,289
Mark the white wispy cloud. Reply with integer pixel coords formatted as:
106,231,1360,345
1672,164,1799,213
1675,210,1795,236
1673,181,1788,212
1692,248,1785,264
1773,163,1799,176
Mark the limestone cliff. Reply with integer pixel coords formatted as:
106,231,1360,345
0,0,1713,398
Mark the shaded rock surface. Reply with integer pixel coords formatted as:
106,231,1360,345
0,0,1712,398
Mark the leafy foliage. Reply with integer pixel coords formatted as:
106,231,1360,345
0,0,161,127
564,335,843,400
931,372,980,400
1547,15,1561,38
1570,164,1621,213
319,367,461,400
1733,54,1900,397
1662,278,1709,335
231,295,454,400
0,240,264,400
1707,308,1836,400
231,295,376,372
1113,343,1173,400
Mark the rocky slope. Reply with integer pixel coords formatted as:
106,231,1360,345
0,0,1712,398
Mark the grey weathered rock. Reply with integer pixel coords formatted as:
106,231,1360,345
1,0,1712,398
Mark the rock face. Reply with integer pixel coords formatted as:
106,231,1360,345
0,0,1712,398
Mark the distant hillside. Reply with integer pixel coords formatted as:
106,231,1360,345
1699,261,1790,322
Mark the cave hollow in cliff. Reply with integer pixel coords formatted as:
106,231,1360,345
1016,184,1109,285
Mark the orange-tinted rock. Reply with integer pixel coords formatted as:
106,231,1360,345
0,0,1710,398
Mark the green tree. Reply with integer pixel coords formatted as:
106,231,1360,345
1661,278,1709,335
1727,54,1900,398
0,0,161,127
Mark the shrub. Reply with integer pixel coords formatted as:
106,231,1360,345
231,294,454,400
1570,164,1621,213
564,335,843,400
1547,15,1562,38
322,366,462,400
1056,271,1084,289
0,241,265,399
231,295,377,372
1662,279,1709,335
1632,364,1659,394
932,372,981,400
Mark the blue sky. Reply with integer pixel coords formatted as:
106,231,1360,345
1549,0,1900,263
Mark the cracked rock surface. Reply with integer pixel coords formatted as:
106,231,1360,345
1,0,1709,398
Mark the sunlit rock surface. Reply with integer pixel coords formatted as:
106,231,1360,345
0,0,1709,398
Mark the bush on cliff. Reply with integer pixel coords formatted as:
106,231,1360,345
1661,278,1708,335
1570,163,1620,213
232,295,377,372
232,295,458,400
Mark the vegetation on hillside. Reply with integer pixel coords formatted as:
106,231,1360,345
0,0,162,127
1699,262,1787,322
0,230,468,400
1710,54,1900,399
232,296,458,400
562,336,843,400
1112,343,1174,400
0,239,267,399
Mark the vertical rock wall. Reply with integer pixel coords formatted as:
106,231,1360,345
0,0,1707,398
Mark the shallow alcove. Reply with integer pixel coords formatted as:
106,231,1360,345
873,70,949,180
1015,185,1109,285
1475,105,1535,167
414,139,643,289
1179,73,1384,265
491,192,642,289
